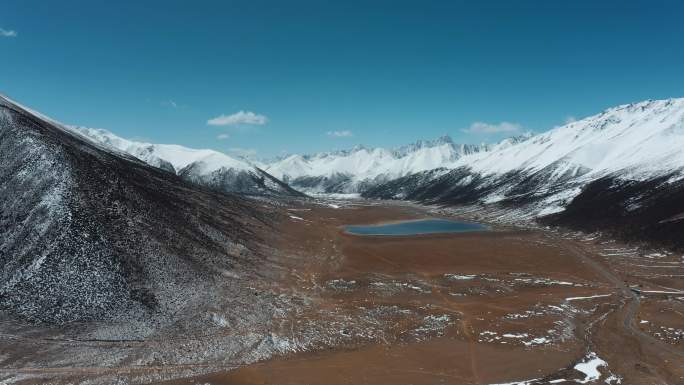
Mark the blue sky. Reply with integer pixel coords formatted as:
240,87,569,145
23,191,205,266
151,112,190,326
2,0,683,159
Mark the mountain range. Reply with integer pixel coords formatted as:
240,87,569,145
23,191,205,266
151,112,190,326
56,97,684,249
263,136,499,194
367,99,684,204
263,98,684,248
4,94,684,255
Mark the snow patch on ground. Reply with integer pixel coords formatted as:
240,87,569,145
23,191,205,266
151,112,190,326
444,273,477,280
573,352,608,383
565,294,612,301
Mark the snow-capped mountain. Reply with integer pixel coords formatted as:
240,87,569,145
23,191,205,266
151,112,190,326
363,98,684,248
67,126,303,197
367,99,684,208
264,135,492,193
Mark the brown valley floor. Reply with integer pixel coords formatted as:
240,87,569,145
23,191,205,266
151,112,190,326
3,200,683,385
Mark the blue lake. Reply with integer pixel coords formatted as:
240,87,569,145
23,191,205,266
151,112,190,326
345,219,488,236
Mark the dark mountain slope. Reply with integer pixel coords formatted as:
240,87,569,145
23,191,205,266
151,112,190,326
542,176,684,250
0,95,272,326
363,165,579,208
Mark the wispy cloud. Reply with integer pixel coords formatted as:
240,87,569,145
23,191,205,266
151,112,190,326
207,110,268,126
160,100,179,108
461,121,521,134
0,28,17,37
228,147,257,158
216,133,230,140
326,130,354,138
564,116,577,124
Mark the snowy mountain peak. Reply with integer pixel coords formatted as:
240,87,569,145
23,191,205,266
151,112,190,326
409,134,454,147
264,134,493,193
392,135,454,156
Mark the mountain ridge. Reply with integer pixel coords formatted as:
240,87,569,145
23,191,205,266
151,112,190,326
66,125,304,197
263,134,500,193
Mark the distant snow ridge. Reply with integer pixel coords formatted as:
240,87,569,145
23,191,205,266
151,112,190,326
264,135,494,193
68,126,302,197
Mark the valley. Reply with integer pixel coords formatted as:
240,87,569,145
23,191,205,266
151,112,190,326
2,199,682,385
1,95,683,385
3,2,684,384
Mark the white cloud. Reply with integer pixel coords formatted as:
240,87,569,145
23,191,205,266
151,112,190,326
326,130,354,138
0,28,17,37
216,133,230,140
207,110,268,126
461,121,522,134
564,116,577,124
228,147,257,158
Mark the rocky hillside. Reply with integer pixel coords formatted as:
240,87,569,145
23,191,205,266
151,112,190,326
0,94,276,329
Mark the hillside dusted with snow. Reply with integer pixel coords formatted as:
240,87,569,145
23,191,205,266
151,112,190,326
264,136,493,194
68,126,303,197
0,94,277,327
